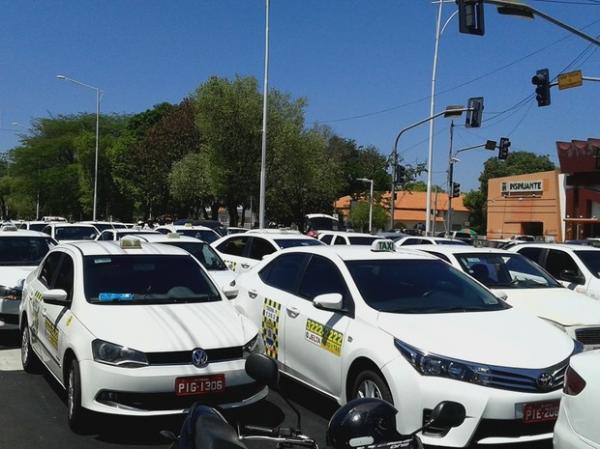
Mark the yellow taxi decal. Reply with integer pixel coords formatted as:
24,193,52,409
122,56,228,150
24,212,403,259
33,291,43,302
44,317,59,350
66,316,73,327
261,298,281,360
305,319,343,356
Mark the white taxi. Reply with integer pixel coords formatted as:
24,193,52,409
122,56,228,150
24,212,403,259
95,228,159,241
131,233,235,289
407,245,600,351
18,240,266,431
155,224,221,244
234,240,578,447
0,229,56,330
42,223,99,243
211,230,322,273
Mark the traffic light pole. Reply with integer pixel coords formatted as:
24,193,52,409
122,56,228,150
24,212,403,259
389,107,471,230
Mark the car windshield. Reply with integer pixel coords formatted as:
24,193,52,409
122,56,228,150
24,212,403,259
29,223,46,232
348,237,378,245
55,226,98,241
454,253,561,289
111,224,127,229
84,255,220,304
89,223,113,232
115,231,157,240
0,237,55,266
307,217,340,231
274,238,323,248
436,239,467,245
177,229,219,244
576,251,600,278
346,259,508,314
163,242,227,271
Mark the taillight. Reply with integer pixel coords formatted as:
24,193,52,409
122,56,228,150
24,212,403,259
564,366,586,396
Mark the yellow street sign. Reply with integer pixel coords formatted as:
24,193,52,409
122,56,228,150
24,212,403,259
558,70,583,90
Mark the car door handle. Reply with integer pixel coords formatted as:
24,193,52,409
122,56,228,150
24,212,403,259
241,263,250,269
248,290,258,299
286,306,300,318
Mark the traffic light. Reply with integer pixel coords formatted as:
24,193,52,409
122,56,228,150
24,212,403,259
452,182,461,198
532,69,551,107
457,0,485,36
498,137,511,160
395,164,407,185
465,97,484,128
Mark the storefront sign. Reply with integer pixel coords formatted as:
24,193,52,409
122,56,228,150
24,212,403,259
501,180,544,196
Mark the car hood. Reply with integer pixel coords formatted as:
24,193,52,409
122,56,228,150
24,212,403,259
377,308,573,368
493,287,600,326
79,300,256,352
0,266,36,288
209,270,236,289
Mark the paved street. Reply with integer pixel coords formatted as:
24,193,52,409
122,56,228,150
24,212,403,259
0,329,551,449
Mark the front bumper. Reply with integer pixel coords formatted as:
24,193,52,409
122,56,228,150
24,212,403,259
79,359,268,416
383,358,562,448
554,399,600,449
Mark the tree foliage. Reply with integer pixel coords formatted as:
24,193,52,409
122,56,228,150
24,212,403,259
349,200,389,232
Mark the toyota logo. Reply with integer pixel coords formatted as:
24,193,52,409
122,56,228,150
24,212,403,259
536,372,553,391
192,348,209,368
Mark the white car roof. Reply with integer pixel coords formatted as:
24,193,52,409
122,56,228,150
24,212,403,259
61,240,191,257
79,221,124,225
156,224,213,232
45,223,98,229
275,244,439,262
510,243,600,252
0,229,51,238
318,231,374,238
128,234,203,244
107,229,159,234
306,213,337,219
402,244,514,255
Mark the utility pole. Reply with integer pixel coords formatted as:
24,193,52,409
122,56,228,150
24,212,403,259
446,121,455,236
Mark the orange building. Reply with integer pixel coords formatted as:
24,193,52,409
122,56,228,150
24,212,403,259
487,170,563,241
335,191,469,232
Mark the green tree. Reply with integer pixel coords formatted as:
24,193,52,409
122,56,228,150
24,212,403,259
349,200,389,232
402,180,445,192
465,151,555,232
168,151,215,219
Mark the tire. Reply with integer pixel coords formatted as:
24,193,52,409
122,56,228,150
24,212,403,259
21,325,41,373
351,369,394,404
66,359,89,433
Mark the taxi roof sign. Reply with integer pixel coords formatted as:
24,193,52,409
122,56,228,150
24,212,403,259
167,232,180,239
371,239,395,252
120,238,142,249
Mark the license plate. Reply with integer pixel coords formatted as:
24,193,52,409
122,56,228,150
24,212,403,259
175,374,225,397
517,400,560,424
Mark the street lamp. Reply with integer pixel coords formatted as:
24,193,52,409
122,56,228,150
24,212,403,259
56,74,102,221
357,178,374,233
258,0,270,229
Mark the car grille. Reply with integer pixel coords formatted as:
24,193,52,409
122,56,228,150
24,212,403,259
575,327,600,345
96,382,263,411
479,361,567,393
146,347,243,366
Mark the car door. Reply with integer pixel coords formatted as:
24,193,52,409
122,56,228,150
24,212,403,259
283,255,352,397
215,236,250,273
544,249,586,288
244,237,277,272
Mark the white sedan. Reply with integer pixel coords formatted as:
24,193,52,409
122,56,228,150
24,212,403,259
554,350,600,449
407,245,600,351
234,240,578,447
19,240,266,431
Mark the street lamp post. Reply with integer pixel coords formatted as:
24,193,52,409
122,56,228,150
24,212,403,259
56,75,102,221
357,178,374,233
258,0,270,229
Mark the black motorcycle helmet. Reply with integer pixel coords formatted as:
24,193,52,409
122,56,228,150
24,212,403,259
326,398,402,449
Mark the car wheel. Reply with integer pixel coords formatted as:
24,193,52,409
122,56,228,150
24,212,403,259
21,325,40,373
351,369,393,404
67,359,89,433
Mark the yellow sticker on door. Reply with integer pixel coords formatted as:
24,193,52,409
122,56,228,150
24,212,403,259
262,298,281,360
305,319,343,356
44,318,59,350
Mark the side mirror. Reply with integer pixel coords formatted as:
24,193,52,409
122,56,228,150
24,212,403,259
313,293,343,311
42,289,70,306
245,353,279,388
559,269,584,285
428,401,466,429
222,285,238,300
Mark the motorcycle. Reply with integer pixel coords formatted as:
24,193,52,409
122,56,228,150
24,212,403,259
162,354,466,449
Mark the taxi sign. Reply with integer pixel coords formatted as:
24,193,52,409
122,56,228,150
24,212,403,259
120,238,142,249
558,70,583,90
371,239,395,252
167,232,181,239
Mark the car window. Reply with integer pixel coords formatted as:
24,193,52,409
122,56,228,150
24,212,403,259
319,234,333,245
575,251,600,279
157,228,170,235
99,231,113,241
299,255,349,302
259,253,309,294
248,238,277,260
0,237,54,266
41,226,52,236
53,254,75,301
346,259,507,314
454,253,561,289
546,249,583,280
401,238,422,246
517,247,544,263
39,252,64,288
216,236,249,257
333,236,347,245
273,238,323,248
55,226,98,241
348,237,378,245
165,242,227,271
29,223,47,232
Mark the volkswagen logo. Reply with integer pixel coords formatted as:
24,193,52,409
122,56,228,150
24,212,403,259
191,348,209,368
536,372,553,391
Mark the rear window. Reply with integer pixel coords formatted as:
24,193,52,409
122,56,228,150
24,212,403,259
55,226,98,241
348,237,378,245
84,255,220,304
274,239,323,249
177,229,219,244
0,237,55,266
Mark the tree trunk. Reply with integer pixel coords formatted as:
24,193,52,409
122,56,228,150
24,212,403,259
211,203,220,221
228,205,238,227
240,205,246,227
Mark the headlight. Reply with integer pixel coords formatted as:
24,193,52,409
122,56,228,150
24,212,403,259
243,334,265,358
92,339,148,368
394,339,492,386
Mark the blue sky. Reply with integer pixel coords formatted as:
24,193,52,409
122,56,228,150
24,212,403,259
1,0,599,190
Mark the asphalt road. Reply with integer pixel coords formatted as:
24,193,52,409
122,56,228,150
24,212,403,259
0,329,551,449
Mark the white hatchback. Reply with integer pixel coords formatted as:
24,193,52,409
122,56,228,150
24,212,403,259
18,240,266,431
234,241,578,447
